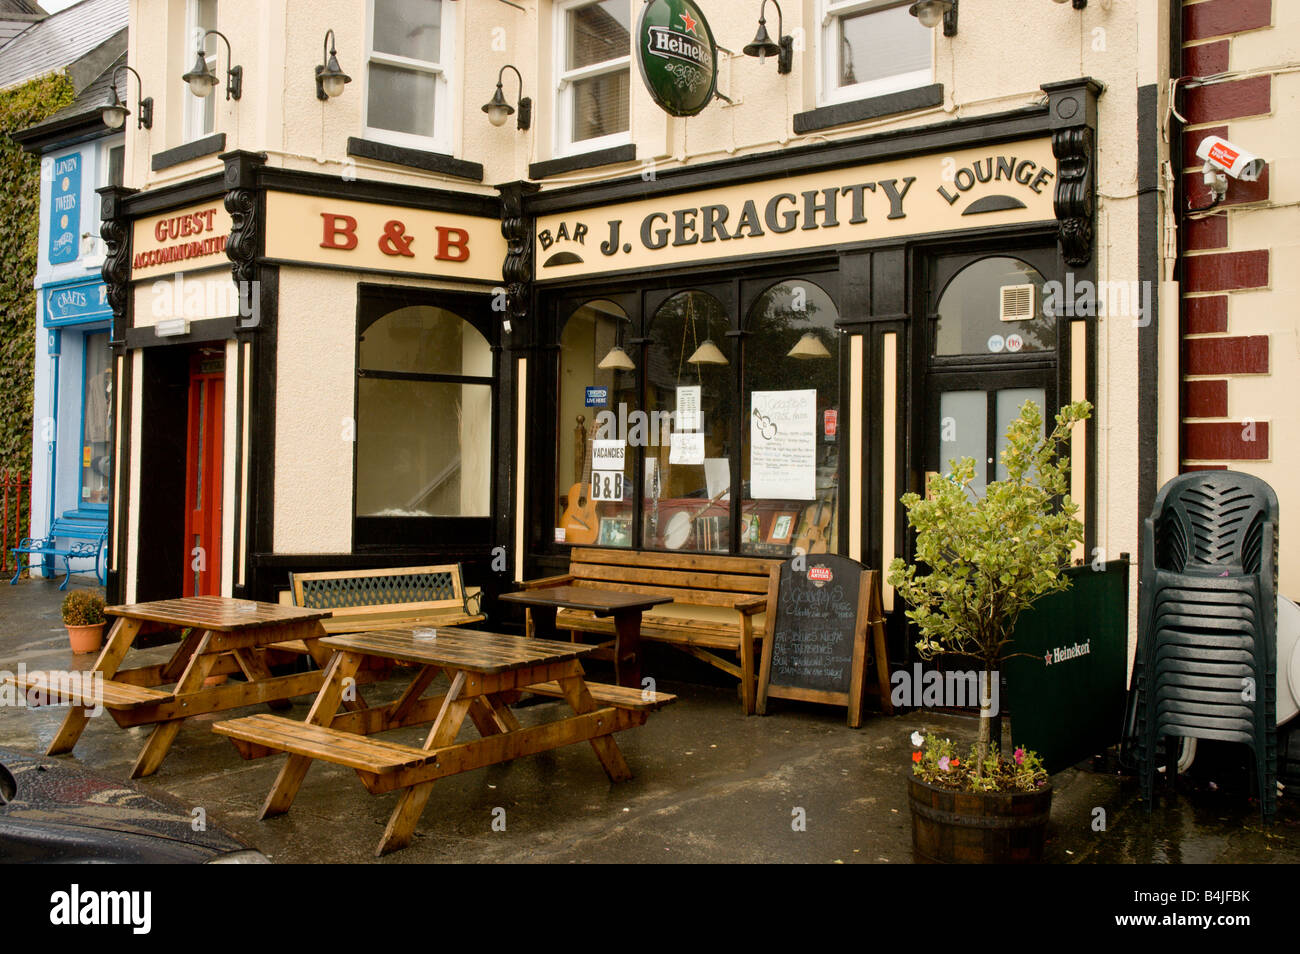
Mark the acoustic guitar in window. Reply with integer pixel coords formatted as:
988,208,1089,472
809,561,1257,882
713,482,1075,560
561,418,599,545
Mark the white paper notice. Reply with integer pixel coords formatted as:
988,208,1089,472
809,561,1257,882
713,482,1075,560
750,389,817,500
669,431,705,465
675,386,701,431
591,439,626,471
704,458,730,501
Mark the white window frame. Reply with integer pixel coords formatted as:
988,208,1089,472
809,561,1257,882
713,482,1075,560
554,0,632,158
818,0,933,107
362,0,457,154
183,0,217,142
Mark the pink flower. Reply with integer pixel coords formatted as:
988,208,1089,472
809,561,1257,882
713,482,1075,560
1014,747,1026,765
938,756,951,772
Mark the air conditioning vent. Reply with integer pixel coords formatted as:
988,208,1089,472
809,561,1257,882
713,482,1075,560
1000,284,1035,321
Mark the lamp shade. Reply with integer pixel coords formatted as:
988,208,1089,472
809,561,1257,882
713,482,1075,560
687,339,729,365
482,83,514,126
787,332,832,359
598,346,636,371
101,89,128,129
319,52,351,98
182,51,218,97
909,0,952,28
743,20,780,61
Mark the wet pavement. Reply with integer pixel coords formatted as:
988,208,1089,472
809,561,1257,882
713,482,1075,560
0,576,1295,864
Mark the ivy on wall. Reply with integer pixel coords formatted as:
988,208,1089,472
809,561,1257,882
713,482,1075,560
0,71,76,475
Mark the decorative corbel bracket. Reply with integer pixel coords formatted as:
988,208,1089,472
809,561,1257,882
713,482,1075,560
221,149,268,329
97,185,138,348
1040,78,1103,269
498,180,540,336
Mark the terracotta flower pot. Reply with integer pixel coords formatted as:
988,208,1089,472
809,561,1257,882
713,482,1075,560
65,622,105,655
908,774,1052,864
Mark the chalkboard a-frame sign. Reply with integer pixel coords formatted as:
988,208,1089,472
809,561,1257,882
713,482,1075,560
757,555,893,728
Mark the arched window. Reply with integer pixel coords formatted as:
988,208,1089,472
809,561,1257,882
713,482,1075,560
355,302,493,526
934,256,1055,357
641,290,731,552
555,299,635,547
742,280,841,555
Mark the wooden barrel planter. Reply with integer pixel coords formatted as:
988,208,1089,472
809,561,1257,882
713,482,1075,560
908,775,1052,864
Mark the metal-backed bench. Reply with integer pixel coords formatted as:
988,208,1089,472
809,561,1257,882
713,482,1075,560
517,548,783,714
9,517,107,590
281,564,486,638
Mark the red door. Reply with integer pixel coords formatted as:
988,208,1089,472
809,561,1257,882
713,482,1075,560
183,350,224,597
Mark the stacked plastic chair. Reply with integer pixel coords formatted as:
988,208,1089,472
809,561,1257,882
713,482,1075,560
1133,471,1278,823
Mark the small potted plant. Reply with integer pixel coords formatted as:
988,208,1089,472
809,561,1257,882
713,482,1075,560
61,590,107,655
888,398,1090,863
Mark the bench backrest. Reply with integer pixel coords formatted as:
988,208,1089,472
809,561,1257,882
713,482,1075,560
50,517,107,542
289,564,470,618
566,548,780,609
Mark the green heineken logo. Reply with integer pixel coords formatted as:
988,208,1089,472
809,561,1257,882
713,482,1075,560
636,0,717,118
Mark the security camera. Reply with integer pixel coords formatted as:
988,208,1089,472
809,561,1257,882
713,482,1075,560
1196,135,1265,181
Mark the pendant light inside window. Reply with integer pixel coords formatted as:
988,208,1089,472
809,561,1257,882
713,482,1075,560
688,339,729,365
787,332,831,359
598,345,635,371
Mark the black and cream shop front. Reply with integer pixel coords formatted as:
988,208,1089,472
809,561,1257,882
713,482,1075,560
106,94,1101,663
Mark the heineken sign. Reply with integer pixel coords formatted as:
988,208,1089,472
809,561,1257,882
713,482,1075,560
636,0,717,118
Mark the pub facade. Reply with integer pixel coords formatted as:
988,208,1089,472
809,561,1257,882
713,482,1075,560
101,0,1173,662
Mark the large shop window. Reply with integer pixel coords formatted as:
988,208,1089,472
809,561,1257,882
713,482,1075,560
554,280,843,558
80,331,112,508
555,0,631,156
819,0,931,105
365,0,454,151
355,300,493,545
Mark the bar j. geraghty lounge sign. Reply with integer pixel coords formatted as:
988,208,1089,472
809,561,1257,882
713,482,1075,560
636,0,717,117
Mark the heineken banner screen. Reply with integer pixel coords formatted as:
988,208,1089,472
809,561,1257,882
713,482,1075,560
636,0,717,117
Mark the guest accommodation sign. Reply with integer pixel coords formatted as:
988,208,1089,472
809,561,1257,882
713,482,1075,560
131,200,233,280
636,0,717,118
535,138,1057,281
263,192,507,284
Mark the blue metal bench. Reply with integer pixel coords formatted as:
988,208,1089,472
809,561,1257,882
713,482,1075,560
9,517,108,591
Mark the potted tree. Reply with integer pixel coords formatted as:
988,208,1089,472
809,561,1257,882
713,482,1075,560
888,399,1091,863
61,590,107,655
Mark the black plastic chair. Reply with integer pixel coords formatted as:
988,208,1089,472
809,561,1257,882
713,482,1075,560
1132,471,1278,822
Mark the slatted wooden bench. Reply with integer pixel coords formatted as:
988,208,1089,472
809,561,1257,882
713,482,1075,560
518,548,783,714
277,564,485,649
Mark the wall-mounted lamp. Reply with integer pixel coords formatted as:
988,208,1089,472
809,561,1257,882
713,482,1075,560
909,0,958,37
182,29,242,101
742,0,792,74
102,64,152,130
482,64,531,130
316,29,352,100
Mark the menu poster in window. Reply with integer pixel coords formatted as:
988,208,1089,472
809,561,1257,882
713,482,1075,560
676,385,701,431
750,389,817,500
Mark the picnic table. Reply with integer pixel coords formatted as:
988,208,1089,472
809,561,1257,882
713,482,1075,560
499,585,673,688
212,626,677,855
4,597,338,778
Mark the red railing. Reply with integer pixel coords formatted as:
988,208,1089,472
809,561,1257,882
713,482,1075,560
1,470,32,576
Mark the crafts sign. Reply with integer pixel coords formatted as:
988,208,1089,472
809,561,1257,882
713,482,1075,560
636,0,717,118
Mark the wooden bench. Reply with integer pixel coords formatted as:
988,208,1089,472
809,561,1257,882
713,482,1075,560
9,519,107,590
279,564,485,641
518,548,783,714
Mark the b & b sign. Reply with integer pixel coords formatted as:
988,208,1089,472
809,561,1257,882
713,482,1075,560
636,0,717,118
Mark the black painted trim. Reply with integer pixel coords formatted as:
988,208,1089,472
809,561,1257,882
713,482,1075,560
245,266,279,600
122,173,225,216
346,137,484,182
259,166,500,218
151,134,226,172
793,84,945,135
527,102,1051,215
124,317,236,349
529,144,637,180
